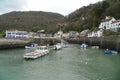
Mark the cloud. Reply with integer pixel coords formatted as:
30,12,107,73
0,0,102,15
0,0,26,14
23,0,102,15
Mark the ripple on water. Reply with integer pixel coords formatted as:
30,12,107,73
0,44,120,80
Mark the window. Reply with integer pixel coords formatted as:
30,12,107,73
8,33,11,34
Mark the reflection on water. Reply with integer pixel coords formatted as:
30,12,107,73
0,44,120,80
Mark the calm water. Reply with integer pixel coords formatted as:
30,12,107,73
0,44,120,80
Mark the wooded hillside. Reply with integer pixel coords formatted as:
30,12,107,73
0,11,64,33
64,0,120,32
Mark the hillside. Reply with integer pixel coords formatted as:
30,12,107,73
0,11,64,33
64,0,120,32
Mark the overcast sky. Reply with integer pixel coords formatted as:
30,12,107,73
0,0,102,15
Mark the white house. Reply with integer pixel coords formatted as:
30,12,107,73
99,16,120,32
88,29,103,37
111,19,120,32
5,30,31,38
99,16,116,30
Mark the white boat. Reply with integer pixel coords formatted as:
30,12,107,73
25,43,38,49
54,43,62,50
81,43,88,48
104,49,118,55
24,46,49,59
111,50,118,55
92,46,99,49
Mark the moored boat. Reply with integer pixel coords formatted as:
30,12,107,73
111,50,118,54
104,49,118,55
54,43,62,50
24,45,49,59
105,49,111,54
81,43,88,48
92,46,99,49
25,43,38,49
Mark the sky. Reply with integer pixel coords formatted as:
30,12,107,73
0,0,102,16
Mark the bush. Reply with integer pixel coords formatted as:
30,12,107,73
103,30,120,36
0,30,5,38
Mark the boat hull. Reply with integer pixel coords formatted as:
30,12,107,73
24,51,49,59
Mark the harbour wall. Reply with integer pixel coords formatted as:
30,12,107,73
66,35,120,52
0,38,30,49
0,36,120,51
33,38,61,45
0,38,60,49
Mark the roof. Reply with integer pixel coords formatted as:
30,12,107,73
80,29,90,35
69,31,77,33
101,16,112,22
6,30,27,34
112,19,120,24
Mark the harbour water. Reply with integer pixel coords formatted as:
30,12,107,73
0,44,120,80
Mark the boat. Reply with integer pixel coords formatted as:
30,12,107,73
92,46,99,49
104,49,118,55
54,43,62,50
24,46,49,59
105,49,111,54
111,50,118,54
81,43,88,48
25,43,38,49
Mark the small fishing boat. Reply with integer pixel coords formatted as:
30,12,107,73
111,50,118,54
92,46,99,49
81,43,88,48
105,49,111,54
54,43,62,50
24,45,49,59
104,49,118,55
25,43,38,49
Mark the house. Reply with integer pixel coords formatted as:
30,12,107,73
69,31,79,38
80,29,89,37
5,30,31,38
62,33,69,39
111,19,120,32
37,30,45,33
99,16,120,32
99,16,116,29
88,29,103,37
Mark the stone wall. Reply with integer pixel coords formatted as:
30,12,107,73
66,35,120,52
